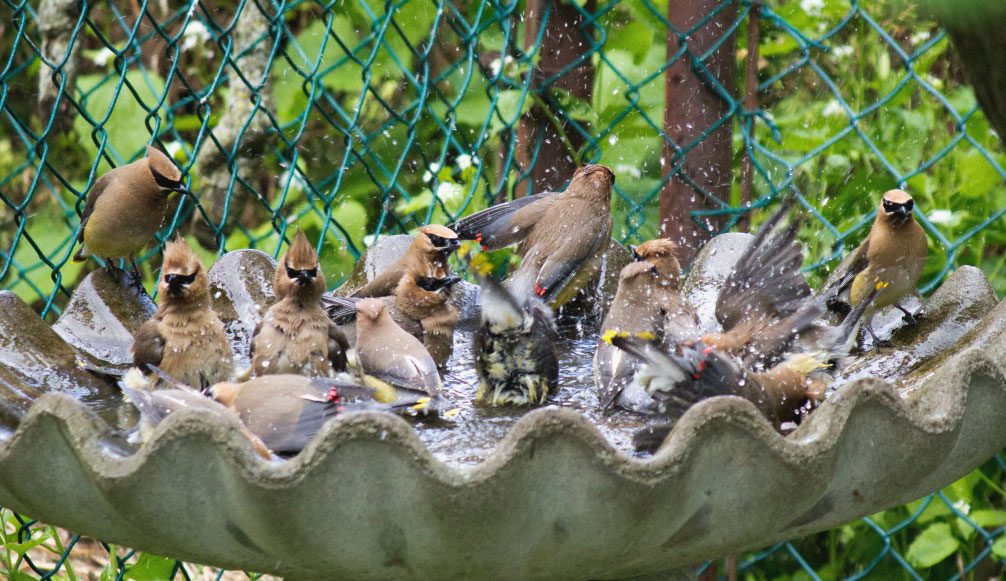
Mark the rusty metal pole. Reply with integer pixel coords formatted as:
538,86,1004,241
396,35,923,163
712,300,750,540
738,1,761,233
661,0,738,264
516,0,596,196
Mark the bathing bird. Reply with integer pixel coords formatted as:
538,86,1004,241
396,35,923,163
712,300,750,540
250,231,349,377
132,238,234,388
825,189,929,346
449,164,615,309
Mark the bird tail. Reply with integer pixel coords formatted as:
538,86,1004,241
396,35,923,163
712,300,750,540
320,294,359,325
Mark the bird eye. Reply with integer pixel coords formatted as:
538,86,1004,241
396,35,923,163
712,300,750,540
883,200,895,213
426,233,448,247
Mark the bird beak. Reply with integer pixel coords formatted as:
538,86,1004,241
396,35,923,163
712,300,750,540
448,238,462,250
443,275,462,288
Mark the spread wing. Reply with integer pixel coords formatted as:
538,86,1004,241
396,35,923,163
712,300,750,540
320,294,359,325
448,192,558,250
132,320,165,371
531,217,609,303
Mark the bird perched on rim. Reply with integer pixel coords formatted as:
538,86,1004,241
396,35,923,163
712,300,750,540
131,238,234,389
473,270,559,406
118,368,272,460
610,283,881,453
448,164,614,308
250,231,349,377
209,374,421,454
595,238,700,412
323,272,462,369
353,298,446,411
698,198,820,369
74,145,189,274
824,189,929,346
347,225,462,298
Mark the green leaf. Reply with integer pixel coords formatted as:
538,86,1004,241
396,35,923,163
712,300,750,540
2,214,84,304
993,536,1006,559
123,552,178,581
906,523,960,568
74,71,166,170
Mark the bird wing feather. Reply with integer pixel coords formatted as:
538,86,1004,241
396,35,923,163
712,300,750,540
76,172,113,244
448,192,557,249
132,319,165,371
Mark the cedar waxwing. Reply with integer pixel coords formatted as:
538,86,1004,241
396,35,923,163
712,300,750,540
209,374,421,454
353,298,444,407
74,145,188,268
826,189,929,345
699,198,820,368
118,368,272,460
449,164,614,307
474,274,559,406
250,231,349,377
611,284,879,452
322,273,462,369
595,239,701,412
131,238,234,388
349,225,461,298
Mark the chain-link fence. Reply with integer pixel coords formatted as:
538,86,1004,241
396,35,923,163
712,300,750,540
2,0,1006,577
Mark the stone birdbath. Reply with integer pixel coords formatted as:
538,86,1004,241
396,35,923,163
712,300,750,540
0,233,1003,579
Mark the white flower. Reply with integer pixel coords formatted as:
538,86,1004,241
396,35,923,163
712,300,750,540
801,0,823,16
488,55,515,77
93,47,115,67
928,209,953,224
456,153,477,170
910,30,931,45
181,20,213,53
164,141,183,158
831,45,854,59
822,99,844,117
422,162,442,183
435,181,463,202
614,163,641,179
608,134,618,146
924,73,944,90
953,499,971,515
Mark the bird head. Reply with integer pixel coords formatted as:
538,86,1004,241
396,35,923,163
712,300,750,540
568,164,615,198
159,238,209,303
415,224,461,260
275,231,326,301
145,145,187,194
879,189,915,227
632,238,682,283
355,298,388,324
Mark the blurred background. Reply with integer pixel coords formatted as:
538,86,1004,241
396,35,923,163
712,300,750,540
1,0,1006,577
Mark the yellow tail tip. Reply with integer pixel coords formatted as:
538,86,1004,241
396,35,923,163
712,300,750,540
602,329,655,344
411,397,431,411
443,408,460,419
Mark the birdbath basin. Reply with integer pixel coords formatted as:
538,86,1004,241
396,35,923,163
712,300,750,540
0,234,1004,579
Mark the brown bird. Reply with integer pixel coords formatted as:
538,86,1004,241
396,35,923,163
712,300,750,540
825,189,929,345
610,284,880,453
131,238,234,388
118,369,271,460
74,145,188,270
250,231,348,377
449,164,614,307
595,238,700,412
210,374,418,454
698,199,820,369
349,224,461,298
353,298,443,405
323,273,462,369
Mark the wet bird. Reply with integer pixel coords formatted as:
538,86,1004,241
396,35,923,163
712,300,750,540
323,272,462,369
250,231,349,377
353,298,444,407
595,239,700,412
699,198,820,368
611,284,880,453
210,374,419,454
74,145,188,272
348,225,461,298
118,368,272,460
825,189,929,345
474,273,559,406
449,164,614,308
132,238,234,388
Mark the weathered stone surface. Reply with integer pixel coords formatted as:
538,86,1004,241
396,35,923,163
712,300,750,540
52,269,155,373
334,234,414,296
208,250,276,367
0,292,117,415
